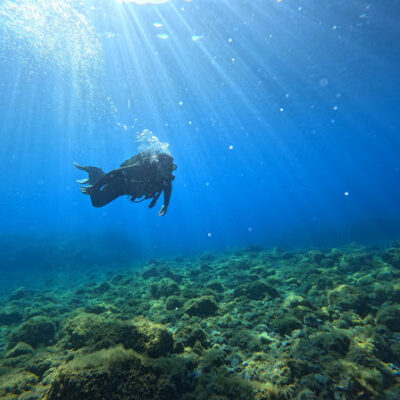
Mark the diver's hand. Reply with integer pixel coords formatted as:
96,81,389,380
80,186,93,195
158,205,167,216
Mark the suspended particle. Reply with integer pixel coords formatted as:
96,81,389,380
344,191,349,196
157,33,169,40
280,107,284,112
192,35,203,42
228,37,233,43
229,145,234,150
319,78,329,87
178,101,183,106
207,233,212,237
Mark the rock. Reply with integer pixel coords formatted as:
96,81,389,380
92,282,111,295
164,269,184,283
283,294,312,309
8,316,56,349
200,252,215,261
303,315,321,328
6,342,35,358
181,287,199,299
233,280,279,300
285,358,315,381
165,296,183,310
9,287,35,301
176,326,208,348
271,314,302,335
199,348,225,372
369,282,393,305
62,313,143,352
133,318,174,357
231,329,262,352
85,303,118,315
286,278,299,286
233,281,266,300
206,281,225,293
110,274,125,284
142,266,160,279
62,313,174,357
328,284,370,316
0,371,39,398
150,279,180,299
46,346,187,400
382,246,400,269
258,332,275,345
338,253,374,273
312,331,350,355
184,296,218,317
330,248,342,259
308,250,326,264
245,244,263,253
296,388,318,400
377,305,400,332
0,310,23,325
291,330,350,361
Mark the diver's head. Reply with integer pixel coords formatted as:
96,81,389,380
157,153,176,174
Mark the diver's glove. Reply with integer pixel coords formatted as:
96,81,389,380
80,186,94,195
158,205,167,216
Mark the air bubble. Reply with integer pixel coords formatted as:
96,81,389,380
319,78,329,87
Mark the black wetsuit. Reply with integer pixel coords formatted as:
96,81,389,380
75,152,176,215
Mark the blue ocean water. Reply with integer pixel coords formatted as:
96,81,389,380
0,0,399,280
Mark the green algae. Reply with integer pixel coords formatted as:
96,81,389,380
150,278,180,298
184,295,219,317
2,243,400,399
8,316,57,349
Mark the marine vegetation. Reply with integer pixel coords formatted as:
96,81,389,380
1,242,400,399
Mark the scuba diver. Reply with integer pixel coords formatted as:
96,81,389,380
74,150,176,216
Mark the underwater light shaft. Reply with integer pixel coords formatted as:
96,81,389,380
0,0,399,251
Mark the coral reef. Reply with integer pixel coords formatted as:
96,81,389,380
1,242,400,399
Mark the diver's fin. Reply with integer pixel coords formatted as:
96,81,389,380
73,162,105,185
73,161,87,171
